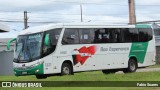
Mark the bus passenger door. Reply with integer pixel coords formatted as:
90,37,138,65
42,29,62,74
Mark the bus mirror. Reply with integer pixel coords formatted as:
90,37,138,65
44,34,49,46
7,38,16,50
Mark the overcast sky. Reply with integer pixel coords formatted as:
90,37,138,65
0,0,160,38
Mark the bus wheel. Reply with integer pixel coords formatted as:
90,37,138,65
123,58,137,73
36,75,47,79
61,63,72,76
102,70,117,74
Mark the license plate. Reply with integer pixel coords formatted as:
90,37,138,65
22,72,27,74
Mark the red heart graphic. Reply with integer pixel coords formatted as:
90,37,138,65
72,45,97,65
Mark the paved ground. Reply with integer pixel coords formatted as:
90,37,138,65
137,68,160,72
116,68,160,74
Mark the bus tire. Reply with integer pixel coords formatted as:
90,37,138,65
123,58,137,73
102,70,117,74
61,63,72,76
36,75,47,79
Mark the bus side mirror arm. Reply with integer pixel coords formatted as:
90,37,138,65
7,38,16,50
44,34,49,46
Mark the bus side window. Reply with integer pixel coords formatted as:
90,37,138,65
139,28,153,42
43,29,62,57
110,29,118,43
129,28,139,42
93,29,100,43
43,33,51,56
79,29,93,44
62,29,79,45
122,28,131,42
117,28,124,43
121,28,139,43
94,28,110,43
115,29,122,43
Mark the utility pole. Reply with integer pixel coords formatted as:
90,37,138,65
80,4,83,22
24,11,29,29
128,0,136,25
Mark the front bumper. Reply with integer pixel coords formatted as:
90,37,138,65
14,63,44,76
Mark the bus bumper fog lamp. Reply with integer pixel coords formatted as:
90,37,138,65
35,69,39,73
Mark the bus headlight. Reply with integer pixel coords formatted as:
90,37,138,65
30,61,44,68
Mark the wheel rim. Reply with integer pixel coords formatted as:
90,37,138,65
130,61,136,71
63,67,70,75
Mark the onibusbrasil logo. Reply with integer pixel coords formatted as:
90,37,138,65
1,82,42,87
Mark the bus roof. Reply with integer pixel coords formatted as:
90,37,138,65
19,23,151,35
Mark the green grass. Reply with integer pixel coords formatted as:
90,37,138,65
1,71,160,90
0,71,160,81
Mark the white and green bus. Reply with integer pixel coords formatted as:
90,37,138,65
7,23,156,79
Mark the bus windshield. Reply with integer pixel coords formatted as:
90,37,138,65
14,33,43,63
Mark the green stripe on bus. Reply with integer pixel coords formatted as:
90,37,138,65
129,42,148,63
135,24,151,28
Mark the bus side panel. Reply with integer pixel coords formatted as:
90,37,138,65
55,43,131,72
42,54,58,74
53,41,155,73
91,44,130,71
138,40,156,67
56,56,74,74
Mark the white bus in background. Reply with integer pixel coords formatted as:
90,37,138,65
7,23,156,79
153,23,160,46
